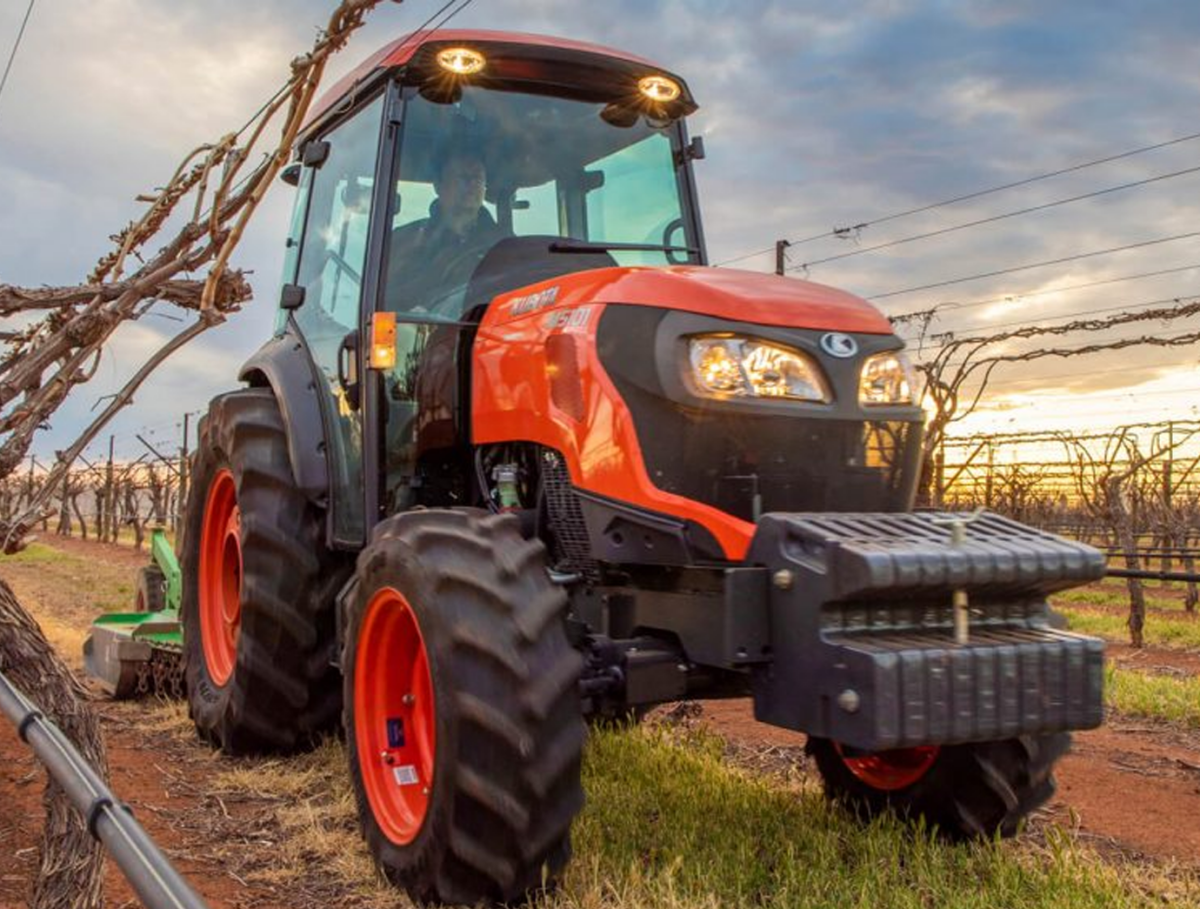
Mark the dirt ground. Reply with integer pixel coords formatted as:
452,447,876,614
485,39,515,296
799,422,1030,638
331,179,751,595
2,535,1200,907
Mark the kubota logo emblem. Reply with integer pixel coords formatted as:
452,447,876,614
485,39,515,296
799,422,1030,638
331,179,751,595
820,332,858,358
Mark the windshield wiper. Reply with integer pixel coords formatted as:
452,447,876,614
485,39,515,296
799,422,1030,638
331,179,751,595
548,240,699,255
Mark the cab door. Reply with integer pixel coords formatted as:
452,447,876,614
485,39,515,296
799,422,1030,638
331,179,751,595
289,92,387,546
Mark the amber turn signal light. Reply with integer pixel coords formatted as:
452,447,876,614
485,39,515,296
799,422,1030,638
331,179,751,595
369,312,397,369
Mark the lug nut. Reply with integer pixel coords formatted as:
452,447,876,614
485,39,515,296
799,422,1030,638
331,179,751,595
772,569,794,590
837,689,861,714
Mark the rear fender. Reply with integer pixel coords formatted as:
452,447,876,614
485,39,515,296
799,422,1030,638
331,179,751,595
238,323,330,507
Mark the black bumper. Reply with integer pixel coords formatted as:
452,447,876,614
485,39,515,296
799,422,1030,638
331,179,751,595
745,511,1106,751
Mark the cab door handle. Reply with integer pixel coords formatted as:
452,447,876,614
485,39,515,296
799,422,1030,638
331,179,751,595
337,330,360,410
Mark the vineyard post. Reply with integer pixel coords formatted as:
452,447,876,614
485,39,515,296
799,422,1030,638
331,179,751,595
774,239,790,276
1163,421,1174,572
177,412,190,534
56,471,70,537
934,446,945,507
105,436,116,544
984,441,995,510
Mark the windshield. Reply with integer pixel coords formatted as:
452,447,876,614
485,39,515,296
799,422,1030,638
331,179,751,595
381,84,702,319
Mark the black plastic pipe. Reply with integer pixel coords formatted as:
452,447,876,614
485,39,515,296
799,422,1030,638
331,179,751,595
0,670,209,909
1105,567,1200,582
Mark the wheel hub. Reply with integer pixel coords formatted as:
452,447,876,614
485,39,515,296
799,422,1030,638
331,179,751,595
836,743,940,791
355,587,436,845
199,468,242,686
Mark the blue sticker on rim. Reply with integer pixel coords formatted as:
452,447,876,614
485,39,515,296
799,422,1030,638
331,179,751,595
386,717,405,748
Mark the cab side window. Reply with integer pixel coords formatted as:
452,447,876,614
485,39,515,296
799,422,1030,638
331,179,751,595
291,94,385,544
295,99,383,331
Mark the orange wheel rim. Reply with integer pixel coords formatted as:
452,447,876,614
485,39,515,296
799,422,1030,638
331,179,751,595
198,468,241,686
836,743,940,791
355,587,436,845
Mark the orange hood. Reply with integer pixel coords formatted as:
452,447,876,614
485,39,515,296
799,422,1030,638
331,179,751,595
487,266,893,334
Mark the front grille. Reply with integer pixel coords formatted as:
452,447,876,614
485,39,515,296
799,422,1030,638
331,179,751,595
648,414,922,521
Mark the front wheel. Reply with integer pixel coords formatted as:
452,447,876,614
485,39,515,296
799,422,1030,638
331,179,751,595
344,510,586,906
807,733,1070,839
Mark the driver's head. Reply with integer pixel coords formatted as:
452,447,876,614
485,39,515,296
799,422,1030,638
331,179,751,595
434,150,486,233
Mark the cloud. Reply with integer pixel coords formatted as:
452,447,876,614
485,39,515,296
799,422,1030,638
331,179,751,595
4,0,1200,459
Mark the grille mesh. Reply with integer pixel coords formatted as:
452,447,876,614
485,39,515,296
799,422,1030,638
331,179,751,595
541,449,598,579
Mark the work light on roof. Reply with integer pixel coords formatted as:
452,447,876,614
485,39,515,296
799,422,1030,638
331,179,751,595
638,74,681,103
436,47,486,75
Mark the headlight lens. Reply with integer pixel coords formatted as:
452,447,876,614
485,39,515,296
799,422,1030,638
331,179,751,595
688,337,831,402
859,351,917,406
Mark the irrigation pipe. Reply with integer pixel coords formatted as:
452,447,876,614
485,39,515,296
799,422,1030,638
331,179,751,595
0,669,209,909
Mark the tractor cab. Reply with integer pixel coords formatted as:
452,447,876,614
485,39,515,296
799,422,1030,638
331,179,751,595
279,31,706,543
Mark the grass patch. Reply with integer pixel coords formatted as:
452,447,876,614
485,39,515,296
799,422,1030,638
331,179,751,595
1107,665,1200,728
36,612,89,655
1056,583,1197,614
135,699,195,736
1061,606,1200,650
1058,606,1200,651
192,721,1190,909
0,541,77,565
568,725,1173,909
210,737,398,905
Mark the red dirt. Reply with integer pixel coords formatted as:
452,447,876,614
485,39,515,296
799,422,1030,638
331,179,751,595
3,536,1200,908
33,533,151,571
1051,719,1200,863
0,537,341,909
0,702,299,909
1107,641,1200,676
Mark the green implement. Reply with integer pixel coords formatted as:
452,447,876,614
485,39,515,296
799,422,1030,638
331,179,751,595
82,527,185,699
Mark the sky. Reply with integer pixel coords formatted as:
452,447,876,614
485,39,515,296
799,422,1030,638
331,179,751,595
2,0,1200,464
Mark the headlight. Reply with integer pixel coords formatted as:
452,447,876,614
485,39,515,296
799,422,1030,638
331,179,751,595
688,336,831,402
859,351,917,406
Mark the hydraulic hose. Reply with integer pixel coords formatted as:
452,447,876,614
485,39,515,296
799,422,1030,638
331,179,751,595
0,669,209,909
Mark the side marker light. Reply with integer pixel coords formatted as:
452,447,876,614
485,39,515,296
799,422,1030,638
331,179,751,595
370,312,397,370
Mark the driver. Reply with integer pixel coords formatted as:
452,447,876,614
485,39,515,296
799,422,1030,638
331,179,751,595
385,149,503,316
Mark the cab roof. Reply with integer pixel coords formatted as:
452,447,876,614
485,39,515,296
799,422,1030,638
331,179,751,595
304,29,692,134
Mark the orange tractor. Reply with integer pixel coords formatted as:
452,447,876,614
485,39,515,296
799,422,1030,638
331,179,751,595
169,29,1103,905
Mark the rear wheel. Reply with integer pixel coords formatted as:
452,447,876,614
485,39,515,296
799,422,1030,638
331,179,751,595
180,389,347,754
807,733,1070,839
344,510,586,905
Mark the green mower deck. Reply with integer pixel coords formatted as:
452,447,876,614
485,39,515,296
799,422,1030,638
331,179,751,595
82,527,185,699
83,611,184,698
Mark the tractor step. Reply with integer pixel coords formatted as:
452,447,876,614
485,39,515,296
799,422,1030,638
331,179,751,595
746,510,1107,751
83,611,184,700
